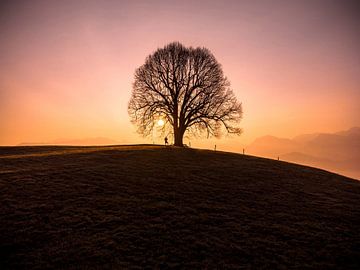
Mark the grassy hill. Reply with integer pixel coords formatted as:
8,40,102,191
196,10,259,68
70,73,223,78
0,145,359,269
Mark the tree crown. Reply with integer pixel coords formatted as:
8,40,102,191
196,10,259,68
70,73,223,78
128,42,243,145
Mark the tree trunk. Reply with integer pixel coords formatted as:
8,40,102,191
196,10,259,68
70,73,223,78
173,106,184,147
173,126,183,146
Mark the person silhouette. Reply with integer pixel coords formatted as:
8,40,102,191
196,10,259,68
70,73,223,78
164,136,168,145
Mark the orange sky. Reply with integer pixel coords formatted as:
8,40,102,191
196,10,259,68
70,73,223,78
1,0,359,151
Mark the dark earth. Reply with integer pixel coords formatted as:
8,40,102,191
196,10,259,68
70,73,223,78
1,145,359,269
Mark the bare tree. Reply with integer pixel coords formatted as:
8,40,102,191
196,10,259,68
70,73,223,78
128,42,243,146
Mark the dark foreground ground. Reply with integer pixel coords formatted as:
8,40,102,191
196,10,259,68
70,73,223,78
0,145,359,269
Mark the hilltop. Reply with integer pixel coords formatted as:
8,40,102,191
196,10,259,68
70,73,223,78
0,145,359,269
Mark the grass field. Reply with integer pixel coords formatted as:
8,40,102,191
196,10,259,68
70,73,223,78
0,145,359,269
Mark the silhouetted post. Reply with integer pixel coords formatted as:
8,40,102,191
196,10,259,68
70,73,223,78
243,148,245,155
278,156,279,161
214,145,217,151
189,141,191,147
164,137,168,146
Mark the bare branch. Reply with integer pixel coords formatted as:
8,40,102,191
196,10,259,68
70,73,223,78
128,42,243,146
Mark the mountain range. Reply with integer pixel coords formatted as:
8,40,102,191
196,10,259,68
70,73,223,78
18,137,120,146
246,127,360,180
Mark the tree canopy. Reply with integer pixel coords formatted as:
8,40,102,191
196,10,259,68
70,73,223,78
128,42,243,146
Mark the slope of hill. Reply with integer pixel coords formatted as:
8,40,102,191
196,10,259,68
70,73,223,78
0,145,359,269
246,127,360,179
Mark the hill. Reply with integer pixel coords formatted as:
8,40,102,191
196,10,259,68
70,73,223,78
246,127,360,179
0,145,359,269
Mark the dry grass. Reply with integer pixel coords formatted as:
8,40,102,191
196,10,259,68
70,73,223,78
0,145,359,269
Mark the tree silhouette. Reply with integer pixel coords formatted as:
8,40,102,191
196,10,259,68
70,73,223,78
128,42,243,146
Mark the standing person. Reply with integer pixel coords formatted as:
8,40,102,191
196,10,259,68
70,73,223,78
164,136,168,146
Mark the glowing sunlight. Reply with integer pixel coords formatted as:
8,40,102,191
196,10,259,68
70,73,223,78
157,119,165,127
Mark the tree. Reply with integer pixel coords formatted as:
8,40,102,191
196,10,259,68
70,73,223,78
128,42,243,146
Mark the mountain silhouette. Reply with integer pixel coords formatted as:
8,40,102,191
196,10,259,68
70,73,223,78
247,127,360,179
18,137,120,146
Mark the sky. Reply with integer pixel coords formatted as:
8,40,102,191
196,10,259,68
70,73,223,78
1,0,359,151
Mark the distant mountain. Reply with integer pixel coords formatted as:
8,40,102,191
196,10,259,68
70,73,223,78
335,126,360,136
17,142,50,146
50,137,120,145
246,127,360,180
303,133,360,161
246,135,299,157
292,133,320,144
18,137,120,146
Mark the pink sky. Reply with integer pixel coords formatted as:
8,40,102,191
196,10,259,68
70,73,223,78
1,0,359,151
